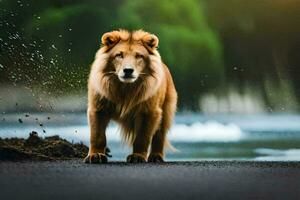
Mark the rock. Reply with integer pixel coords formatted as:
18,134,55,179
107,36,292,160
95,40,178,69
24,131,42,146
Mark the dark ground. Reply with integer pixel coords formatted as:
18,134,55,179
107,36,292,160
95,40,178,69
0,132,88,161
0,160,300,200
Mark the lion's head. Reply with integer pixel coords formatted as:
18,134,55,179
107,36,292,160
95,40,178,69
90,30,164,104
100,30,160,83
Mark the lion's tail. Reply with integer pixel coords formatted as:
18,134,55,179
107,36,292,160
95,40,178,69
164,139,179,153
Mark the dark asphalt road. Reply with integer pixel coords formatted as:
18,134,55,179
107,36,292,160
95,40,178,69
0,160,300,200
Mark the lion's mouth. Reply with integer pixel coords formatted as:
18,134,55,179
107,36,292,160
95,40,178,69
119,75,137,83
123,74,135,79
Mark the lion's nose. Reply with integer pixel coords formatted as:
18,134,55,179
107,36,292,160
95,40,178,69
123,68,134,77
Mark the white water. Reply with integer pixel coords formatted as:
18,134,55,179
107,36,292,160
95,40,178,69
168,122,243,142
254,148,300,161
0,121,244,143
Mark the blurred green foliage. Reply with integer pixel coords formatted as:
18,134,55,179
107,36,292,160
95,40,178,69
0,0,299,111
118,0,224,109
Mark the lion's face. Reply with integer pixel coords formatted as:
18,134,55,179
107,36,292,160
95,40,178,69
90,30,165,105
100,30,159,84
110,42,148,83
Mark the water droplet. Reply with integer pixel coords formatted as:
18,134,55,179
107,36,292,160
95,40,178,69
51,44,57,50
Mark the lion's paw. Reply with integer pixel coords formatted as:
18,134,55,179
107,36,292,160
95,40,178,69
148,153,164,163
126,153,146,163
84,153,108,164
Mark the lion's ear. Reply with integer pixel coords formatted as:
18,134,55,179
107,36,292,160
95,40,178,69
142,34,159,51
101,31,120,47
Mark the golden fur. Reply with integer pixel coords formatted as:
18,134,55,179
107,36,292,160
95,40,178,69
84,29,177,163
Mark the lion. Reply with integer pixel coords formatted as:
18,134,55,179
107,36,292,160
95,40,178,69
84,29,177,163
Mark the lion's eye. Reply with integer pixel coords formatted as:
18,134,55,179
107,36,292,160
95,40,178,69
135,54,144,59
115,52,123,59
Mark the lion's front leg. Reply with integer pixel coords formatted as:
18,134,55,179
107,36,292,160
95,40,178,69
84,110,110,164
148,129,166,163
127,109,162,163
